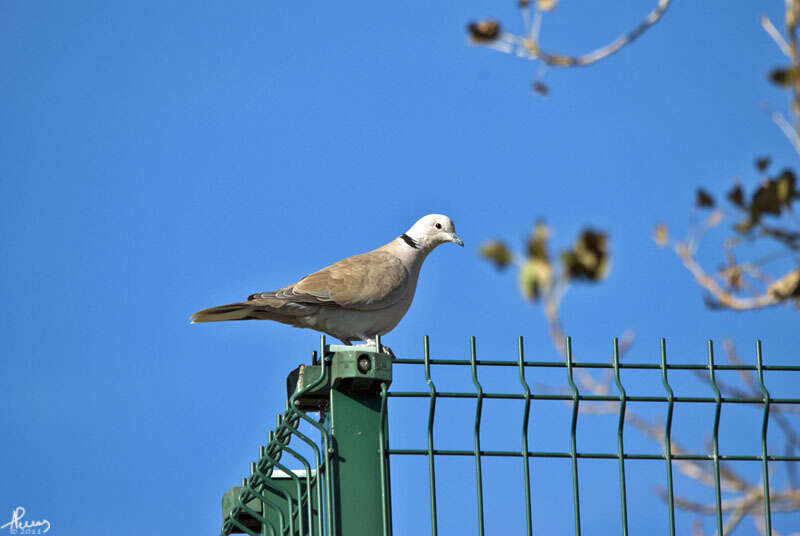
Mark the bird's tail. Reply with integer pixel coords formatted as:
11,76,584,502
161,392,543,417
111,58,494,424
190,303,257,323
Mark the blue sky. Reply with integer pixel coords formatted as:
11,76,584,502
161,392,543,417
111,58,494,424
1,1,798,535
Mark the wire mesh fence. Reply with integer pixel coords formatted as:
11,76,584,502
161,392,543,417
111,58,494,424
220,336,800,536
220,358,332,536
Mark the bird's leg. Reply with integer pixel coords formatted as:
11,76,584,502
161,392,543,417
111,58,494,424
360,338,395,358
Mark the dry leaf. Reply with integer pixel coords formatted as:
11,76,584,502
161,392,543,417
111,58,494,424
468,20,501,43
654,223,668,247
537,0,561,12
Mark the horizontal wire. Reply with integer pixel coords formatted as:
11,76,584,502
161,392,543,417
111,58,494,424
392,359,800,371
386,449,800,461
387,391,800,404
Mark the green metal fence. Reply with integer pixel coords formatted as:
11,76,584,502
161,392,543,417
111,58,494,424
220,336,800,536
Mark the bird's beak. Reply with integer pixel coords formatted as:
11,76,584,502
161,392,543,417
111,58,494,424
451,234,464,247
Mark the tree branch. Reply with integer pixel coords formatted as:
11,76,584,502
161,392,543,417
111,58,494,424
675,244,799,310
475,0,672,69
536,0,673,67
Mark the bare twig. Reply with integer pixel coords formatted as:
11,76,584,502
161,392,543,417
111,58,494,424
770,110,800,155
784,0,800,114
475,0,672,68
762,14,793,58
721,491,767,535
542,286,633,396
675,244,798,310
723,338,756,389
536,0,673,67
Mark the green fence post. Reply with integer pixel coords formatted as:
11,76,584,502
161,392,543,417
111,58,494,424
325,341,393,536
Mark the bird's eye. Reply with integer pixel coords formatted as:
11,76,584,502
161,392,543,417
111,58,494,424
435,223,442,230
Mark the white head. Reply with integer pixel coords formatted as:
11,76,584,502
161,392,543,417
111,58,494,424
401,214,463,251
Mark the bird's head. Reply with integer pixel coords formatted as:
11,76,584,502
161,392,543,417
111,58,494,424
404,214,463,250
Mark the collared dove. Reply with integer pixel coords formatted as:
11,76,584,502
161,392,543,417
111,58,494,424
190,214,463,353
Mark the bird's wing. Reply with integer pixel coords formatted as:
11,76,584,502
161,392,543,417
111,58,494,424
248,250,409,311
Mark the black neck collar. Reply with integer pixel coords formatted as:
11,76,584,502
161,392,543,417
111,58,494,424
399,233,419,249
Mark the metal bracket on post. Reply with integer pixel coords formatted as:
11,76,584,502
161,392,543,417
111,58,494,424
286,345,393,412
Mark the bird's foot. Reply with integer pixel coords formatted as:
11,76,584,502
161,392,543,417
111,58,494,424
360,339,395,358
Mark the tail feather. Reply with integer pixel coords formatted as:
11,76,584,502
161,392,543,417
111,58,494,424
190,300,314,325
190,303,257,323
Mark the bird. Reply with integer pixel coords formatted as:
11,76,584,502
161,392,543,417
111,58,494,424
190,214,463,354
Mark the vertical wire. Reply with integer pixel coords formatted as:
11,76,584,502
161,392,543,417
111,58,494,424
240,463,280,536
379,382,393,536
518,336,533,536
261,429,306,536
565,337,582,536
277,415,315,534
287,335,334,536
255,452,298,535
470,336,485,536
612,338,629,536
247,459,287,535
377,331,389,536
280,442,315,535
756,340,773,534
238,467,280,536
282,419,325,536
707,340,723,535
231,472,282,536
659,339,676,536
321,334,336,536
320,334,336,536
423,336,439,536
253,439,288,534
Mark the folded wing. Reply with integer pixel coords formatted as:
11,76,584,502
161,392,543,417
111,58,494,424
249,250,409,311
